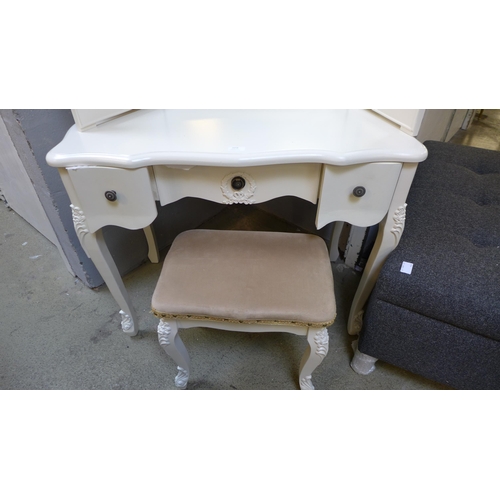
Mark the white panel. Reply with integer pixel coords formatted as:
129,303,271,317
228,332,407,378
0,117,58,245
71,110,133,131
372,109,426,136
416,110,455,143
316,162,402,229
445,110,469,142
67,166,157,233
461,110,476,130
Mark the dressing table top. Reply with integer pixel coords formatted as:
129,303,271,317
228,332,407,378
46,109,428,169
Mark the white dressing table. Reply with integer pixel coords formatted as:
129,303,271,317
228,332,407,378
46,109,427,337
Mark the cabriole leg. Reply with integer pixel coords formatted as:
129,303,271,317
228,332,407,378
299,327,329,390
347,162,418,336
143,225,159,264
77,224,138,336
157,319,190,389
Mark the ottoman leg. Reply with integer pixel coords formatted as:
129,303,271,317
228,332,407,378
350,347,378,375
157,319,191,389
299,327,329,390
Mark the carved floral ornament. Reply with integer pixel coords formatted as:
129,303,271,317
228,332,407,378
220,172,256,204
351,310,364,335
70,204,89,239
300,375,314,390
175,367,189,388
314,328,329,358
119,310,134,333
391,203,407,244
158,319,171,345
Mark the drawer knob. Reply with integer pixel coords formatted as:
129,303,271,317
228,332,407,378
231,176,246,191
105,190,117,202
353,186,366,198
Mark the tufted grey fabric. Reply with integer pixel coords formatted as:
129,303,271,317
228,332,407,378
357,141,500,389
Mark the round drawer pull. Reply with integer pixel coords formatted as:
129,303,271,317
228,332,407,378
231,176,246,191
353,186,366,198
105,190,117,202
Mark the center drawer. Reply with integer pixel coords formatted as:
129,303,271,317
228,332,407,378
152,163,322,206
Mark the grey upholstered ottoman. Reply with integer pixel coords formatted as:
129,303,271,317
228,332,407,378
352,141,500,389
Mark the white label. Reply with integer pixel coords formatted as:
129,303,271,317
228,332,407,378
400,261,413,275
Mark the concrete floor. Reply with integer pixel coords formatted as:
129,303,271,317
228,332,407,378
1,110,497,390
450,109,500,150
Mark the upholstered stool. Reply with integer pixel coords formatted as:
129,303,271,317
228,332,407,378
151,229,336,389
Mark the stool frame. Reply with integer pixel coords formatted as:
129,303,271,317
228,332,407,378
157,318,329,390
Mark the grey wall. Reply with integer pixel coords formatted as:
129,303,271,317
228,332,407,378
1,109,98,283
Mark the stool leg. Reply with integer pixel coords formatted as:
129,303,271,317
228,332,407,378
157,319,190,389
299,327,329,390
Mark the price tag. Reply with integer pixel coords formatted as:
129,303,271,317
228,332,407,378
400,261,413,275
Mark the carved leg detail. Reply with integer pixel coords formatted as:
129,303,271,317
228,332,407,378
299,327,329,390
174,367,189,389
119,310,134,334
350,310,364,336
157,319,190,389
351,347,378,375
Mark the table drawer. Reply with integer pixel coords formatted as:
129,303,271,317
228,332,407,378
153,163,322,206
67,166,157,233
316,162,402,228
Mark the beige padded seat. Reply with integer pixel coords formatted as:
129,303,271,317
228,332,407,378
152,229,336,389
